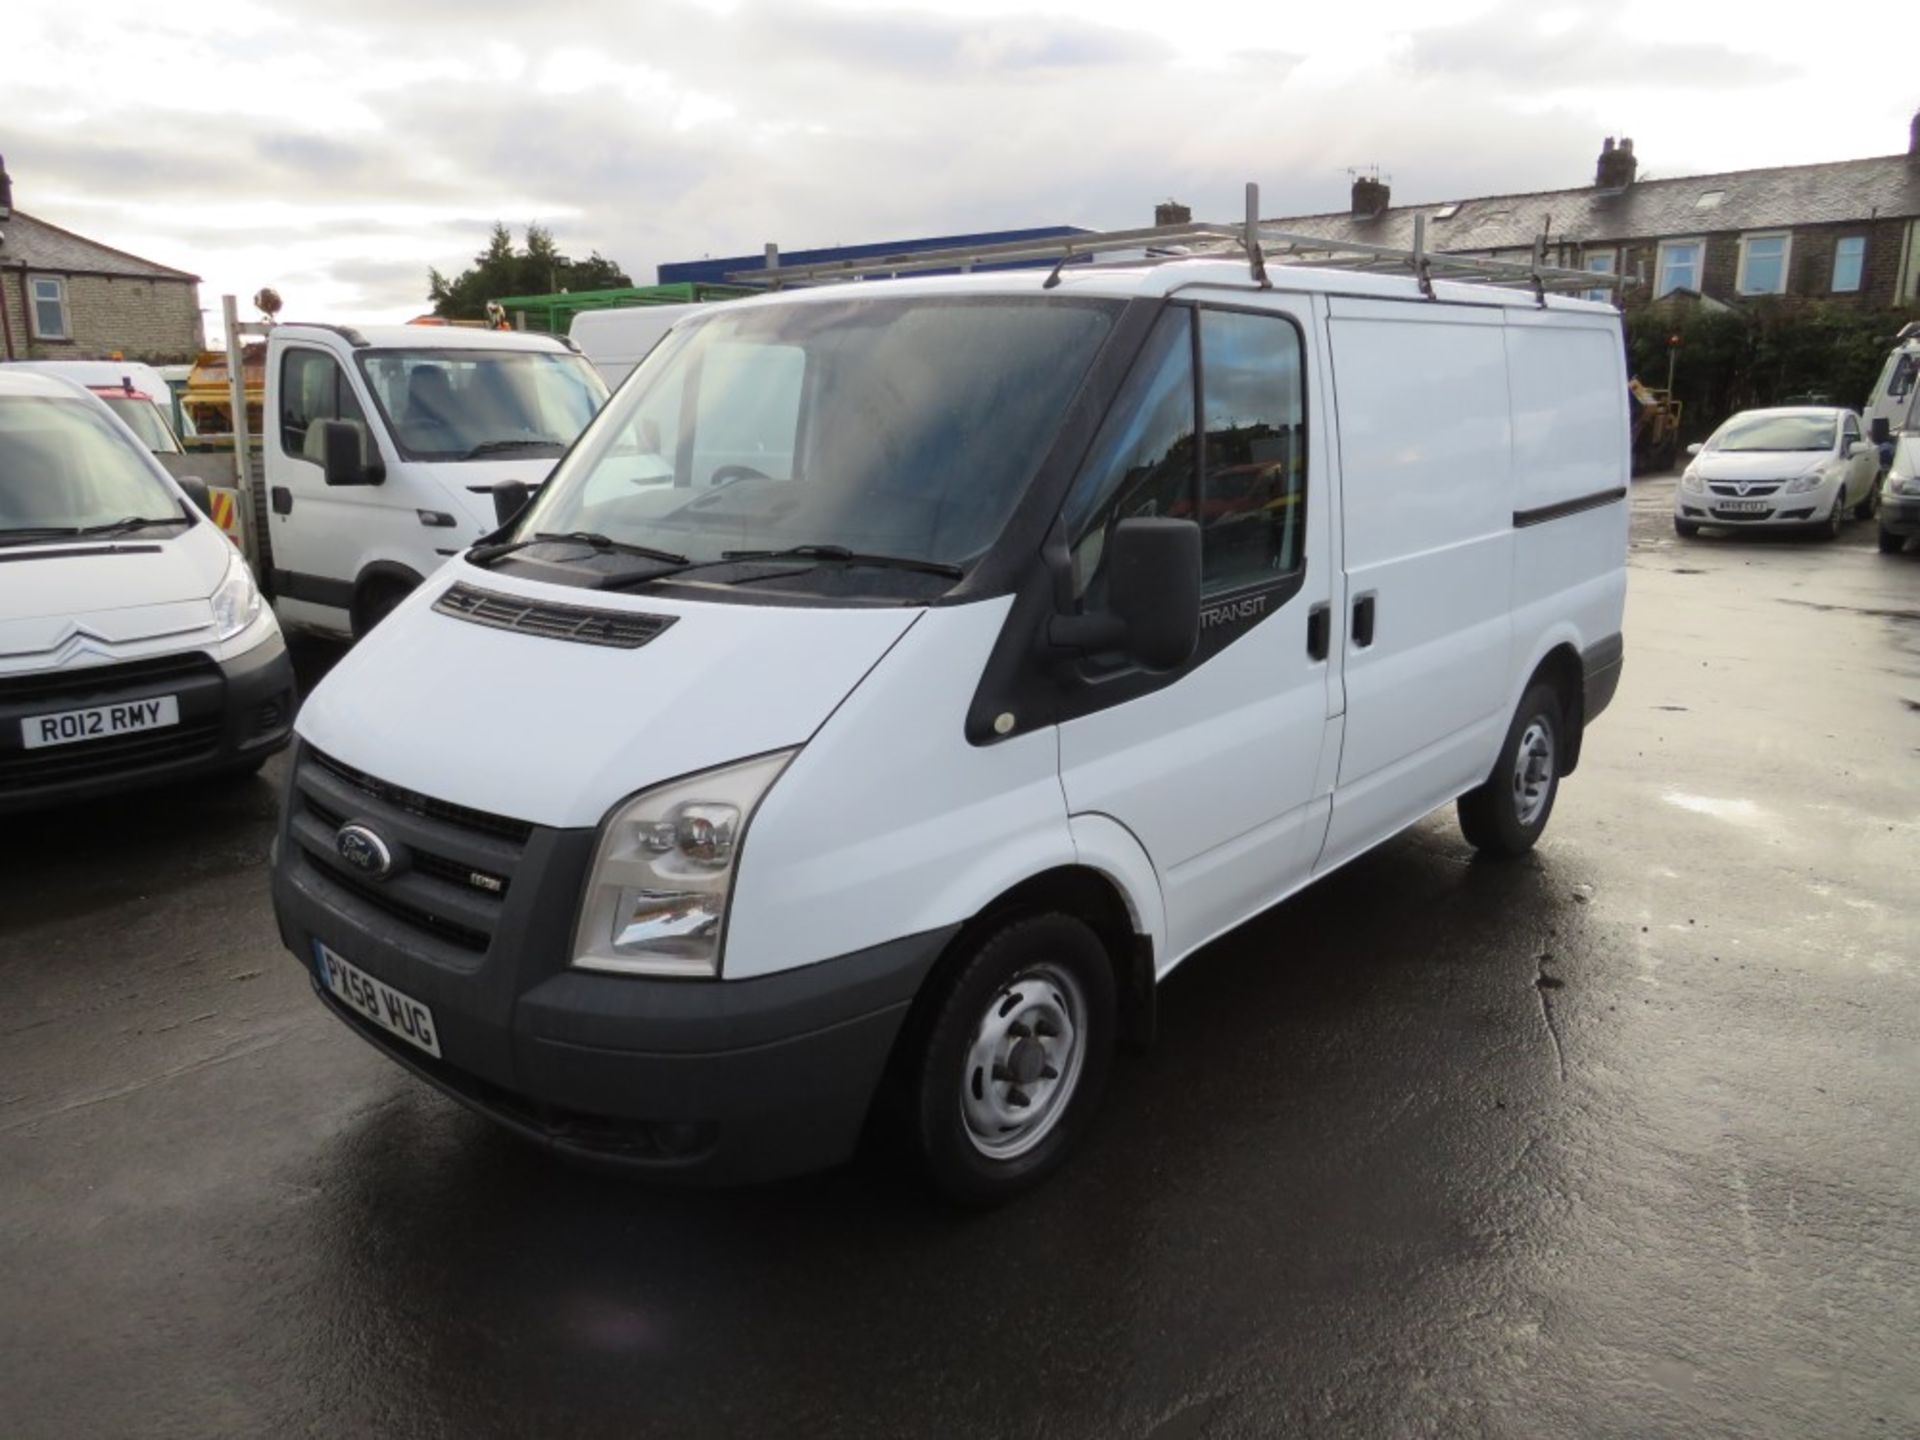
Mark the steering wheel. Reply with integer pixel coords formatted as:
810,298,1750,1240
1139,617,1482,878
708,464,772,487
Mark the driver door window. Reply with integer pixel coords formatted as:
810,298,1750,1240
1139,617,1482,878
280,348,369,466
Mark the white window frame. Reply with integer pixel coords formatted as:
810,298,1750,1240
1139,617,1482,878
1831,235,1865,294
1656,238,1705,298
1736,231,1792,296
27,275,71,340
1583,248,1618,304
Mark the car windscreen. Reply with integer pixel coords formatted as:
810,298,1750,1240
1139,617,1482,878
0,396,186,534
99,394,182,454
1713,414,1836,452
356,348,609,462
513,295,1121,587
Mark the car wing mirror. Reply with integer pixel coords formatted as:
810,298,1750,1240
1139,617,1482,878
1047,517,1201,672
176,475,213,517
319,420,384,487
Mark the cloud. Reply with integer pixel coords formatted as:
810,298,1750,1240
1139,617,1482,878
1404,1,1797,89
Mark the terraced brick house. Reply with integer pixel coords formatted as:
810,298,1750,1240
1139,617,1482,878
0,155,204,364
1260,120,1920,313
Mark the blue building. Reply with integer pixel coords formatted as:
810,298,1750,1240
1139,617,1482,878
657,225,1091,286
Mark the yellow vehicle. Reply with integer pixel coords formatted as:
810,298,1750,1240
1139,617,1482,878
180,343,264,437
1630,378,1683,474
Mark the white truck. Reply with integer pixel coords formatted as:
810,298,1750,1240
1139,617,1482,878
219,315,608,638
1864,321,1920,458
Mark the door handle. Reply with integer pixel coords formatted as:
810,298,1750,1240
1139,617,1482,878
1351,593,1377,649
270,486,292,516
1306,602,1330,661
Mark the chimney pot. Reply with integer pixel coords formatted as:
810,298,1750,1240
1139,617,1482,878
1154,199,1192,227
0,154,12,221
1595,134,1638,189
1909,111,1920,157
1351,173,1391,219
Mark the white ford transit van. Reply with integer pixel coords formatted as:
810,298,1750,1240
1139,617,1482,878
259,324,608,638
1,372,293,812
271,245,1628,1202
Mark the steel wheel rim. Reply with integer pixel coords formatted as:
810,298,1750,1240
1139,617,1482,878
1511,718,1555,828
960,963,1087,1161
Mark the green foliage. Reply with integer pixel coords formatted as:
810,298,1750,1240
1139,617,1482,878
427,223,632,320
1626,301,1909,439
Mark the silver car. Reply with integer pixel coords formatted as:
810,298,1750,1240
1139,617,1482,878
1674,406,1879,539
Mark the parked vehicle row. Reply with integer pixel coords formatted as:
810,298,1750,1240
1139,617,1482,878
268,250,1630,1202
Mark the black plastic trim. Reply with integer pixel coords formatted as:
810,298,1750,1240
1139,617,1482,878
272,569,355,609
1581,632,1624,726
1514,486,1628,528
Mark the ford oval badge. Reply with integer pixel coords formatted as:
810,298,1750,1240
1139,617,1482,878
336,823,394,879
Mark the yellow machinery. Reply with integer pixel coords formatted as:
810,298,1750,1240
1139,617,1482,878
1629,378,1683,474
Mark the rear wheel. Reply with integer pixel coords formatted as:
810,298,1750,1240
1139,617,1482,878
907,913,1116,1207
1881,526,1907,555
1673,517,1700,539
1458,682,1563,859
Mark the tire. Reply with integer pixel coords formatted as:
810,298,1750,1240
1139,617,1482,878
1881,526,1906,555
1458,682,1564,859
1673,517,1700,539
907,913,1117,1207
1818,494,1844,541
1854,488,1879,522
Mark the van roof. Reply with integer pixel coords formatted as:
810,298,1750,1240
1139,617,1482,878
0,371,97,399
711,256,1622,316
271,324,575,353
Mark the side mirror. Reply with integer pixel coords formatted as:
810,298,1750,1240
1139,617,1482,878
1048,517,1201,671
1871,417,1892,445
176,475,213,517
319,420,381,487
1685,442,1703,457
492,481,534,527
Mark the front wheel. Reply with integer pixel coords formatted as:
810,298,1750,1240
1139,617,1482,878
1673,516,1700,539
1458,682,1564,859
907,913,1117,1207
1854,488,1879,521
1818,494,1845,541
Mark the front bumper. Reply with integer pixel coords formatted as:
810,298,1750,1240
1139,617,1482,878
271,740,953,1183
1880,494,1920,537
0,635,295,814
1675,483,1838,528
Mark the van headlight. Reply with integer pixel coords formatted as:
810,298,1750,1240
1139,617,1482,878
572,750,795,977
210,553,263,639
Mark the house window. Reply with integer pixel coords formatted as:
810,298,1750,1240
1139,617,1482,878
1832,235,1865,293
1656,239,1705,297
1695,191,1725,210
1737,233,1791,295
1584,249,1618,304
28,276,70,340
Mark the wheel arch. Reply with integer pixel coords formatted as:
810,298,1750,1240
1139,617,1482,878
1522,639,1587,774
350,560,426,637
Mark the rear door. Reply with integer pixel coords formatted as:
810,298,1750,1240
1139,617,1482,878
1056,294,1339,966
1318,298,1515,871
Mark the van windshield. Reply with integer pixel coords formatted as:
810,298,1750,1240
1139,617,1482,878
98,393,183,454
0,396,187,540
357,348,608,462
1713,414,1836,453
513,296,1120,592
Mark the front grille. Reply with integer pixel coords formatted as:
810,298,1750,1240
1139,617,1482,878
294,745,529,957
0,652,218,707
1708,509,1774,522
1707,482,1783,496
0,718,222,792
433,582,677,650
310,747,532,844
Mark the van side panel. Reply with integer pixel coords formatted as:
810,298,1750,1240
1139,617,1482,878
1502,312,1630,708
1319,300,1514,869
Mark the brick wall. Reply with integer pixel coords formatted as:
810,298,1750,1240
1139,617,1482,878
1606,219,1916,312
1,270,204,363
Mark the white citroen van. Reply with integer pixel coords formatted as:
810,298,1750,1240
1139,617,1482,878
271,245,1629,1202
1,372,293,812
258,324,607,638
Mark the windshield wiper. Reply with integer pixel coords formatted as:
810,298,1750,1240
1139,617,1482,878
75,515,187,536
463,438,565,460
718,544,965,579
0,526,83,547
470,530,689,567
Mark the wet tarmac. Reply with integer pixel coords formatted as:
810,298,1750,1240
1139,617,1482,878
3,477,1916,1438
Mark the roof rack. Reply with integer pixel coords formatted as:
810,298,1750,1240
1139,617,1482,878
725,184,1623,305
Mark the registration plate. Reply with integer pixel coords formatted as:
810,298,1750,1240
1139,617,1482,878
314,942,442,1058
1715,500,1770,514
22,695,179,749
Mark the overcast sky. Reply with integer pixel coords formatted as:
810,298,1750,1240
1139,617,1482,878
11,0,1916,337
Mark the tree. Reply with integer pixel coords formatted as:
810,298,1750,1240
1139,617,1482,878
427,223,632,319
